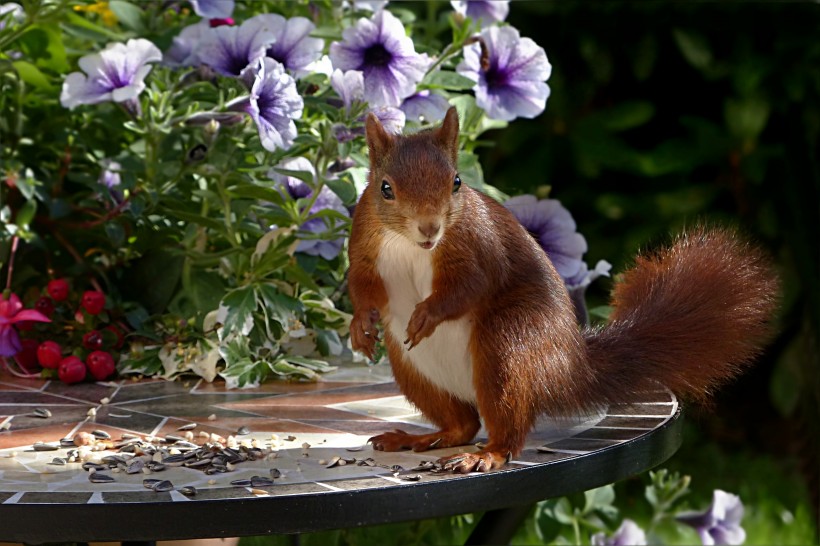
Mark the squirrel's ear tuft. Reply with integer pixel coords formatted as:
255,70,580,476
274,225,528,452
435,106,460,165
365,112,394,162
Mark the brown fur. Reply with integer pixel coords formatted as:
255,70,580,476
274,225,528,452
347,108,779,473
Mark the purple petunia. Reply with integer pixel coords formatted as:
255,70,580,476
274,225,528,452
196,18,274,77
505,195,610,325
457,25,551,121
450,1,510,27
330,69,365,111
189,0,234,19
252,14,324,78
60,38,162,110
591,520,647,546
269,157,350,260
677,490,746,546
400,90,451,124
230,57,303,152
329,9,428,108
99,159,121,189
164,21,209,68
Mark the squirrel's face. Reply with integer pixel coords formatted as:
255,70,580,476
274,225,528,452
375,157,464,251
366,107,463,251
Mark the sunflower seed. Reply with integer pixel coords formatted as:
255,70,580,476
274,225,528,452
325,456,341,468
50,457,67,465
82,462,106,471
151,480,174,492
399,474,422,482
270,468,281,479
177,423,197,431
161,454,186,467
32,408,52,418
91,430,111,440
250,476,274,487
60,438,75,448
143,478,161,488
179,486,197,497
147,462,166,472
230,479,252,487
236,425,251,435
126,459,145,474
89,472,114,483
33,442,59,451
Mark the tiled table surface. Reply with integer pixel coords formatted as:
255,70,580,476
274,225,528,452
0,363,681,542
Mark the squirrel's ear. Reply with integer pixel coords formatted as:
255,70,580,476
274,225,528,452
435,106,460,164
365,112,394,161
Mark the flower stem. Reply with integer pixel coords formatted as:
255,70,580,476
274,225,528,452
5,235,18,291
1,357,40,379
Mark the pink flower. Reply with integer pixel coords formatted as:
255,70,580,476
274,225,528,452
0,293,50,357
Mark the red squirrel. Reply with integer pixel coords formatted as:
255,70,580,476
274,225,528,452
347,107,779,473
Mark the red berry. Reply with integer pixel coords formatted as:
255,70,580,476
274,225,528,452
47,279,70,302
35,296,55,317
86,350,116,381
58,356,86,384
81,291,106,315
36,341,63,369
82,330,104,350
14,339,40,373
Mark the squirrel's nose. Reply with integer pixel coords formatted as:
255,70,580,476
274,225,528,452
418,222,441,239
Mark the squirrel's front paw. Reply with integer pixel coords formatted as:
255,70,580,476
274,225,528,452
405,301,439,349
351,309,380,359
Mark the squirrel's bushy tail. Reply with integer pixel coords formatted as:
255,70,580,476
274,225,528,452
584,226,779,404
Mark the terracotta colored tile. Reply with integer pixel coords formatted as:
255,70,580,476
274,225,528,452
222,382,402,410
193,380,369,395
0,422,84,449
233,405,381,422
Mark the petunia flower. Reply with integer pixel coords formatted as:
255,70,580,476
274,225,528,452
400,90,451,124
369,106,405,134
269,157,350,260
0,293,50,357
591,520,647,546
330,69,365,112
457,25,551,121
329,9,428,108
229,57,303,152
677,490,746,545
60,38,162,110
348,1,388,12
189,0,234,19
450,0,510,27
196,18,275,77
252,14,324,78
505,195,609,325
0,3,23,30
164,21,209,67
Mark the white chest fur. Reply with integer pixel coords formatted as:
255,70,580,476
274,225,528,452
376,233,476,403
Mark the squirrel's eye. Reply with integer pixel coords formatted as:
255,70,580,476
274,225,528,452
381,180,395,200
453,175,462,194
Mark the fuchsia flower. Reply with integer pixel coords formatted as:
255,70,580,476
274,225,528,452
0,293,50,357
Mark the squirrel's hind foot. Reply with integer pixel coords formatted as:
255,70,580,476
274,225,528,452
437,449,511,473
369,428,475,452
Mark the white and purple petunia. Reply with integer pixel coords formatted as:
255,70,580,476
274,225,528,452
677,490,746,546
189,0,234,19
330,69,365,111
60,38,162,110
196,18,274,77
457,25,551,121
164,21,209,67
400,90,451,124
230,57,303,152
505,194,609,325
251,14,324,78
591,520,647,546
450,1,510,27
98,159,121,189
0,3,23,30
269,157,350,260
329,9,428,108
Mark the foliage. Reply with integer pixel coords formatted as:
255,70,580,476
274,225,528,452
0,0,550,386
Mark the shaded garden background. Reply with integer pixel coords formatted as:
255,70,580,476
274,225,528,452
478,2,818,544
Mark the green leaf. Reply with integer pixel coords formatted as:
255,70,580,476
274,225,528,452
423,71,477,91
551,498,576,526
105,221,126,247
220,285,258,338
16,24,69,73
724,96,770,142
257,282,304,328
268,357,319,380
15,200,36,227
11,61,53,90
187,270,226,315
108,0,145,32
271,168,315,186
283,355,336,373
63,12,125,41
228,185,287,206
596,102,655,132
672,29,712,71
220,358,269,389
118,348,163,376
325,176,358,206
315,328,343,356
583,485,615,515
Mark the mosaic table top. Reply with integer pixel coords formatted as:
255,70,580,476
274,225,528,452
0,363,682,543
